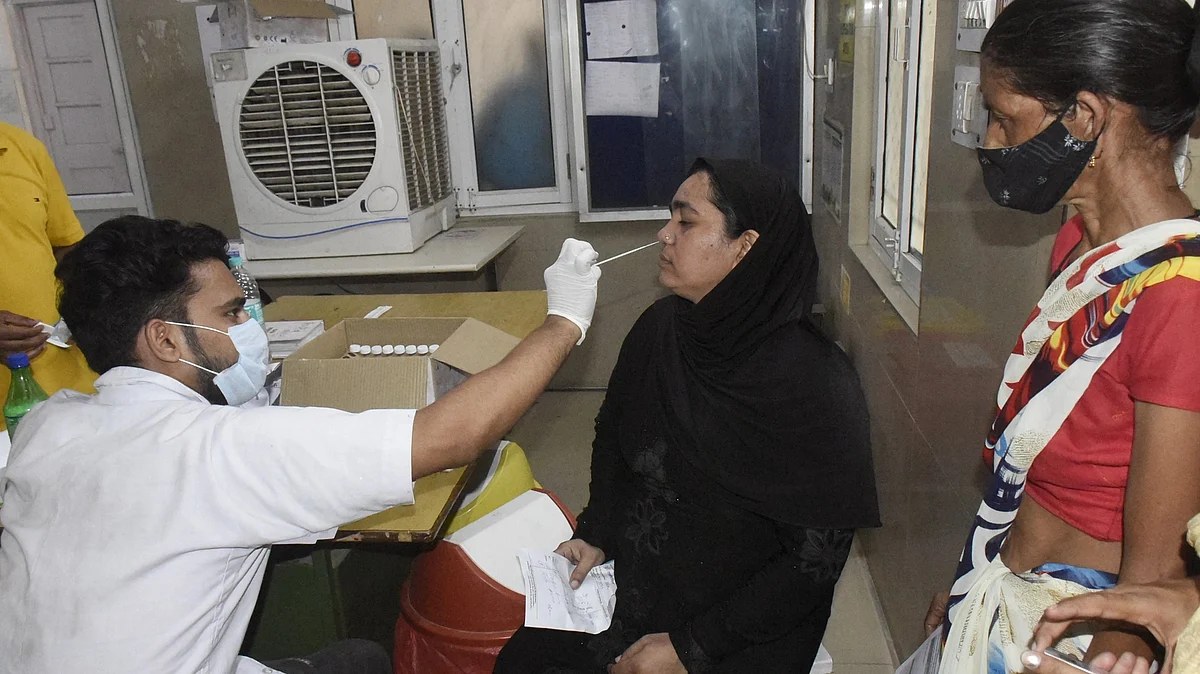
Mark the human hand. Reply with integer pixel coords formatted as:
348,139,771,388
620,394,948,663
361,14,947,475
924,591,950,637
0,311,48,360
608,633,686,674
1022,650,1150,674
554,538,606,590
1025,579,1200,674
544,239,600,345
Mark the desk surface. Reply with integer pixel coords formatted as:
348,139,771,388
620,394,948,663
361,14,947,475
244,225,524,280
265,291,548,543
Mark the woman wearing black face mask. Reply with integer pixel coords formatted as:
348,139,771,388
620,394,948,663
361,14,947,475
899,1,1200,673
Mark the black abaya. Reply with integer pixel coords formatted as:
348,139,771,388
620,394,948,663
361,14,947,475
494,160,878,673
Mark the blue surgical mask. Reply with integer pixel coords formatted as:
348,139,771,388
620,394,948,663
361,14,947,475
167,320,271,406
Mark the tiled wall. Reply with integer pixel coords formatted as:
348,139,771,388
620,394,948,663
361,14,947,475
810,0,1062,656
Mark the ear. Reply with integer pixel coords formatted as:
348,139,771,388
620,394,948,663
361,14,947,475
1068,91,1109,143
140,319,188,366
734,230,760,264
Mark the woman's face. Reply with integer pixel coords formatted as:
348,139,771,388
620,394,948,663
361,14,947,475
656,172,757,304
979,67,1061,150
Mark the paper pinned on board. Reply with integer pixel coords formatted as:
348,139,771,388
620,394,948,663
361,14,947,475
584,0,659,59
517,548,617,634
585,61,660,118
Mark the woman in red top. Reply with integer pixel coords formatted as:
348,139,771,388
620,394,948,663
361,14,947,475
904,0,1200,672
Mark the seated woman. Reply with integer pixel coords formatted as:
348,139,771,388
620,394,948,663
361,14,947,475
494,159,880,674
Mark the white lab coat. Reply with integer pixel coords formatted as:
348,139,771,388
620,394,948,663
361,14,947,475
0,367,415,674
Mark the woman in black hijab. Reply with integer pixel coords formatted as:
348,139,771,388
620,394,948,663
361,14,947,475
494,159,879,674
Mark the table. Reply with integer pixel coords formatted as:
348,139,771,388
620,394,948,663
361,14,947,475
245,225,524,291
264,291,548,543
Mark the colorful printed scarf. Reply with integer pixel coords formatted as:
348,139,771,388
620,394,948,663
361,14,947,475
939,219,1200,674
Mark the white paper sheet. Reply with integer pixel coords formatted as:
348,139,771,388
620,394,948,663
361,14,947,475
39,320,72,349
585,61,660,118
584,0,659,59
517,548,616,634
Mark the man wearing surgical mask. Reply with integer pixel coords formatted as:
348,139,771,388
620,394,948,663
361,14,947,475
0,216,602,674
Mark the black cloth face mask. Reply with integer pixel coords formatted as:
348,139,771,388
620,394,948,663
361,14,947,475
976,108,1098,214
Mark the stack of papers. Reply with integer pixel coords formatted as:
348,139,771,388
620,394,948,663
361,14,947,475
517,548,617,634
265,320,324,359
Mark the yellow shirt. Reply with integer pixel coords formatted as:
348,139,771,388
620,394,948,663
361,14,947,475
0,122,96,429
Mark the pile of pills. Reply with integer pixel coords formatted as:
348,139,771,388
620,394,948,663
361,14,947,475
346,344,440,357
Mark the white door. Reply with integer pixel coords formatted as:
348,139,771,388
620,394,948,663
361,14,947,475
22,1,131,195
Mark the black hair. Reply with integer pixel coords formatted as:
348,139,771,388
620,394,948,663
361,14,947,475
56,216,230,374
689,158,745,239
982,0,1200,141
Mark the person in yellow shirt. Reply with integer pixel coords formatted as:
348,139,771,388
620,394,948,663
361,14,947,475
0,121,96,430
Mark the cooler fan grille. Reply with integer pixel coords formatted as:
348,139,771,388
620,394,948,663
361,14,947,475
238,60,376,208
391,49,453,210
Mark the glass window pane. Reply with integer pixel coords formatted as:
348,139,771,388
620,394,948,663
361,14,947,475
353,0,433,39
908,0,936,255
880,0,907,227
463,0,556,191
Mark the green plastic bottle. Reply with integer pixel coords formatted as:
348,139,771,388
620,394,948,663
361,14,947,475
5,353,49,442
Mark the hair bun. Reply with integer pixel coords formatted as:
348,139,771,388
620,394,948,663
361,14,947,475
1189,1,1200,96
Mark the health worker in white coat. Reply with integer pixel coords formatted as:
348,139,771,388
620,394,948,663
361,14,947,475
0,215,603,674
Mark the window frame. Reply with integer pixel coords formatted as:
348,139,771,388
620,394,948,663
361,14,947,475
870,0,928,305
433,0,574,215
338,0,575,217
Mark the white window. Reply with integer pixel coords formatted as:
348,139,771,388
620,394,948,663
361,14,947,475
870,0,935,304
341,0,574,216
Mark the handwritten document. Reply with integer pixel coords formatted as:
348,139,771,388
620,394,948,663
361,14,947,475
517,548,617,634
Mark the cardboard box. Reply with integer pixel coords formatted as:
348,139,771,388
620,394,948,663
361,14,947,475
217,0,350,50
280,317,522,543
282,317,519,411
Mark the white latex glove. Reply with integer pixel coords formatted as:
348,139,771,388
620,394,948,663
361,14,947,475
544,238,601,345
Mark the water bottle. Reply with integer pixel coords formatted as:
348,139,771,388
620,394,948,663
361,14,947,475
229,255,265,326
4,353,49,442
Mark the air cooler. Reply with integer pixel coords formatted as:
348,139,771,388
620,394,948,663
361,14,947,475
210,38,455,260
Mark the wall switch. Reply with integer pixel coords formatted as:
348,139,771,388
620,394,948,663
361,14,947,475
951,65,987,148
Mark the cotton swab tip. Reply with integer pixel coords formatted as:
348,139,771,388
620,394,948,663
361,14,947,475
595,241,661,266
